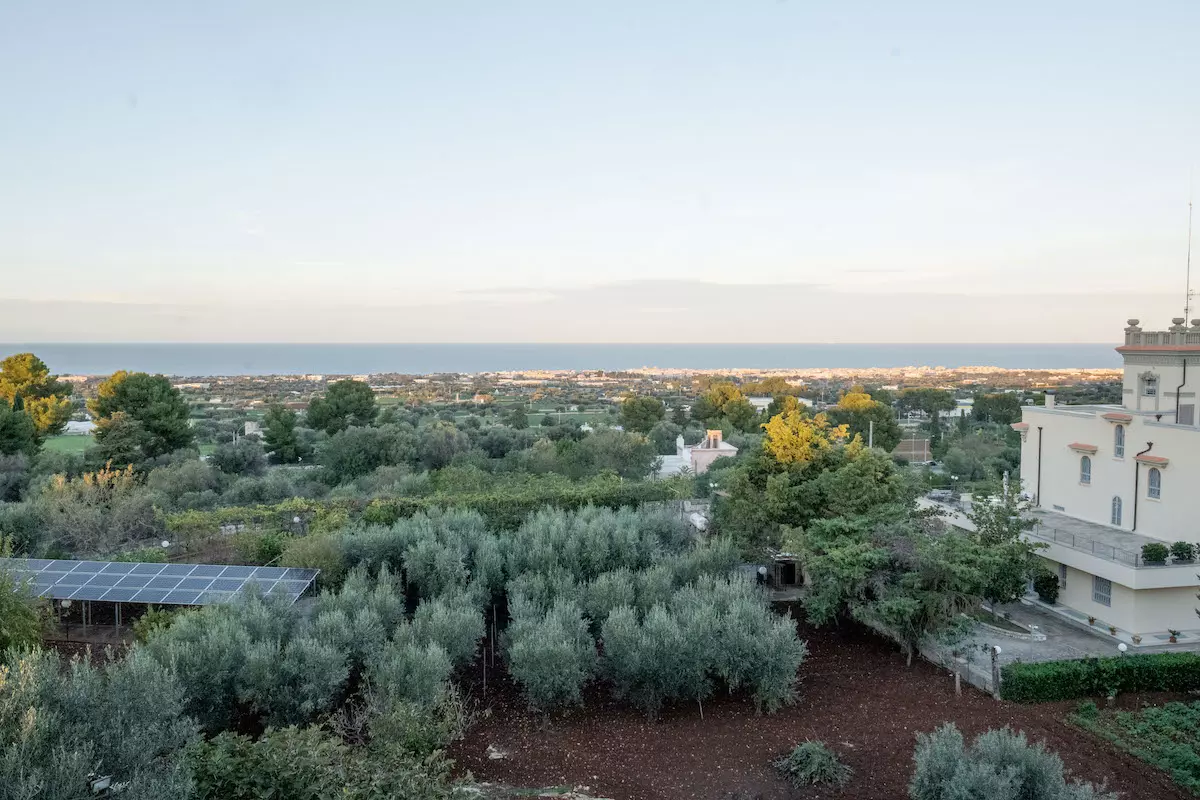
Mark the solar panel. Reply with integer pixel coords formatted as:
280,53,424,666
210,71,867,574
0,558,319,607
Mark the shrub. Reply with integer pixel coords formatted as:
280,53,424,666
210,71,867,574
209,439,267,476
1000,653,1200,703
774,740,852,788
281,534,348,589
366,639,453,708
505,600,596,711
910,723,1114,800
144,592,349,732
0,649,196,798
1171,541,1196,562
1032,572,1060,604
186,721,457,800
1142,542,1170,563
132,604,180,643
232,529,291,565
411,594,485,668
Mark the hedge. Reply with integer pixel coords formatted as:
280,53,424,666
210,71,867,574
166,477,690,541
1000,652,1200,703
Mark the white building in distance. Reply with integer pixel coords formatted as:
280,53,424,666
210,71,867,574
657,430,739,477
1015,317,1200,641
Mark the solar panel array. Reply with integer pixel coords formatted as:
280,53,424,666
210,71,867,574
0,558,319,606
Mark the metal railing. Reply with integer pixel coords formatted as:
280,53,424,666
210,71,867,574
1027,525,1198,569
1027,525,1144,567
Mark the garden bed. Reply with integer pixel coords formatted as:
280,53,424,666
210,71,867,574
969,608,1038,637
450,620,1190,800
1071,700,1200,795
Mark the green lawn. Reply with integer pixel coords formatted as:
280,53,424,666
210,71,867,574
42,434,217,457
1071,700,1200,793
42,434,93,453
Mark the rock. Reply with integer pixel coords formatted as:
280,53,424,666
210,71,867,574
486,744,509,761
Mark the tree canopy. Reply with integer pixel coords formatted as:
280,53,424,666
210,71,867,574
0,401,38,458
827,390,903,452
761,411,847,466
619,395,665,434
90,371,194,462
0,353,73,437
691,383,758,432
972,392,1023,425
306,379,378,434
263,404,311,464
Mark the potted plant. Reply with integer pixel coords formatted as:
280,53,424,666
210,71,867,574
1171,541,1197,563
1132,634,1142,645
1108,625,1118,636
1088,615,1096,625
1142,542,1170,565
1168,629,1181,643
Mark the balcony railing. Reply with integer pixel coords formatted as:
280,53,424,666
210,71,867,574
1123,319,1200,347
1027,525,1195,569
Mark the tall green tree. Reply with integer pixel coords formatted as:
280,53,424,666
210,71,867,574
0,400,38,458
967,492,1042,606
691,383,757,432
671,404,689,427
971,392,1022,425
89,371,194,461
263,404,310,464
619,395,665,434
306,379,377,434
0,353,73,437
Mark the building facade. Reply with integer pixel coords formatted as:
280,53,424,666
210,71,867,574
1015,318,1200,640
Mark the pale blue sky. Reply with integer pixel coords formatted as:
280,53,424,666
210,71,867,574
2,1,1198,342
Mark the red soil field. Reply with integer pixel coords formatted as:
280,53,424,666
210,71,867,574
451,619,1187,800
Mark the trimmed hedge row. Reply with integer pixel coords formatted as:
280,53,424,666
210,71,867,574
1001,652,1200,703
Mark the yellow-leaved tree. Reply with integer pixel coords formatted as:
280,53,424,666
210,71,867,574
835,386,876,413
761,410,850,465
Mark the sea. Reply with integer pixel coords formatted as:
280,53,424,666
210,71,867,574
0,343,1122,377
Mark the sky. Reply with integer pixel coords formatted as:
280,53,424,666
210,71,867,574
2,1,1199,343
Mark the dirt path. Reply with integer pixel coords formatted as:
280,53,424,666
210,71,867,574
451,621,1189,800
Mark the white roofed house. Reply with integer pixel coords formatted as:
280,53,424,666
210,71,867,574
657,430,739,477
1014,318,1200,644
686,430,738,474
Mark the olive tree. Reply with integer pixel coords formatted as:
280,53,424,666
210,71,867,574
505,600,596,711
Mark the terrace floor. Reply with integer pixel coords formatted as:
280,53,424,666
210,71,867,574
1031,509,1161,552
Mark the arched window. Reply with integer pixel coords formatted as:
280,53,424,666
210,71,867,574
1080,456,1092,484
1114,425,1125,458
1148,467,1162,500
1111,495,1123,526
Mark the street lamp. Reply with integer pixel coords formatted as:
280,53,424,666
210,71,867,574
1118,643,1128,656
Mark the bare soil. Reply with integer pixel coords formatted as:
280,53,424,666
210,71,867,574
450,619,1189,800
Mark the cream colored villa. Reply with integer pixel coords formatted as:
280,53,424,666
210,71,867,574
1014,318,1200,641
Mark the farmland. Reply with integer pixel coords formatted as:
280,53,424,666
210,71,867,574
452,619,1191,800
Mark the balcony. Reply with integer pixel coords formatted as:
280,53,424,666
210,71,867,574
1028,510,1192,570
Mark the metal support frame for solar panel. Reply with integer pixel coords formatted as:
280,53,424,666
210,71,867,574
0,558,319,606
